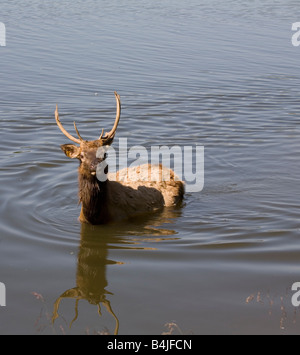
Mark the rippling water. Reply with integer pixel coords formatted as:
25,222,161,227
0,0,299,334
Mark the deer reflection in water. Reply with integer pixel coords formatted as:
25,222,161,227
52,207,182,334
52,223,120,334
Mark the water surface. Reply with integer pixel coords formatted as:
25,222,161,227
0,0,299,334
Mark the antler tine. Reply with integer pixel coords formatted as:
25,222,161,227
102,299,120,335
99,128,104,140
73,122,84,142
69,299,80,329
55,105,82,144
99,91,121,141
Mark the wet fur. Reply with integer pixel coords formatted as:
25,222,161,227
79,174,110,224
78,163,184,224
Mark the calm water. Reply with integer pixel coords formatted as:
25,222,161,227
0,0,299,335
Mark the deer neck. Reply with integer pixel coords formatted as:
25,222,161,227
78,173,110,224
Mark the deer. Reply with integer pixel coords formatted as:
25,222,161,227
55,92,184,225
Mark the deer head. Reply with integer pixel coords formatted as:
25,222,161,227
55,92,121,178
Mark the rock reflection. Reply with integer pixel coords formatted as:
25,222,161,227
52,206,182,334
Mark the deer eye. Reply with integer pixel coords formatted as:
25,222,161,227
80,153,85,159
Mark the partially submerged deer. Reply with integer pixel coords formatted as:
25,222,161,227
55,92,184,224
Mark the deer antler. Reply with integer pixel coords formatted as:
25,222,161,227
73,122,84,141
55,92,121,145
55,105,82,144
102,299,120,335
52,288,119,335
99,91,121,143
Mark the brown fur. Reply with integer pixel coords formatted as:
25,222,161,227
77,163,184,224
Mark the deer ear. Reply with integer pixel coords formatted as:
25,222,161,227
60,144,80,159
